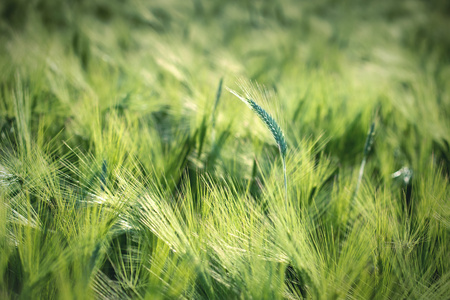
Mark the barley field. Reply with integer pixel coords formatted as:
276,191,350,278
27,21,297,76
0,0,449,299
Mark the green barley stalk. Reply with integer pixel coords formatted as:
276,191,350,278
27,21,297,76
228,88,288,201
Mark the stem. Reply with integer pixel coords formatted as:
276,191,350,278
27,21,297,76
282,155,287,202
355,156,366,198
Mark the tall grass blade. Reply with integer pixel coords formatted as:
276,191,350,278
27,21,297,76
212,77,223,129
100,159,107,192
211,77,224,144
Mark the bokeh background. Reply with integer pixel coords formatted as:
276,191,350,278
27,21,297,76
0,1,449,299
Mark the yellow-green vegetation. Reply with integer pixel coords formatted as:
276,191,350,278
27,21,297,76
1,0,449,299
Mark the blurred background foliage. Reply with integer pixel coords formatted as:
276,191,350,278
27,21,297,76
0,0,449,168
0,0,449,299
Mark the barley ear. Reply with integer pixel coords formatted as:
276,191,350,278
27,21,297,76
228,88,288,200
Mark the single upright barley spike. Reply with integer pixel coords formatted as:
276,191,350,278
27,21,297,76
363,123,375,157
246,98,287,158
228,88,287,159
228,88,288,201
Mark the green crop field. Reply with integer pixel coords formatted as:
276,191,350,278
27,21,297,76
0,0,449,299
